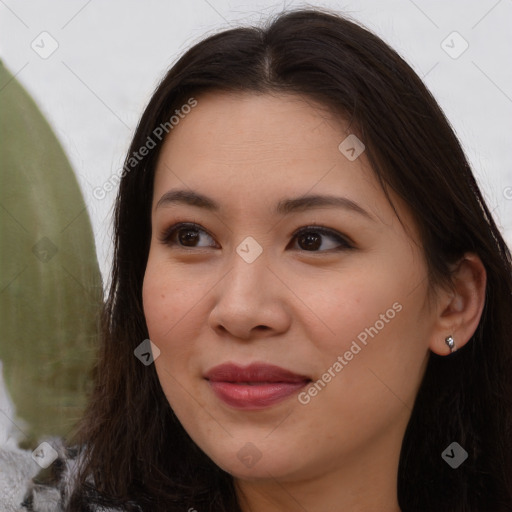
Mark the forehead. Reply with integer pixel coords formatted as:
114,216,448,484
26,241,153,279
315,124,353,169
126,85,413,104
159,91,347,156
150,91,423,250
153,91,378,200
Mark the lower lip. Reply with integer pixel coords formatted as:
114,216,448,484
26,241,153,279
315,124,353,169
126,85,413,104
208,381,309,409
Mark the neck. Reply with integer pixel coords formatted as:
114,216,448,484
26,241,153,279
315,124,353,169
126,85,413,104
234,422,404,512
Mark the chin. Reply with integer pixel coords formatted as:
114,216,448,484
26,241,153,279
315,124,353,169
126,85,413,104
204,443,306,482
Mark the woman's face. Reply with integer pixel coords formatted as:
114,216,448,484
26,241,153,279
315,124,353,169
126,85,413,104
143,92,436,485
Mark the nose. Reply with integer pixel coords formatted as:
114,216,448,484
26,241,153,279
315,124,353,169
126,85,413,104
208,246,291,341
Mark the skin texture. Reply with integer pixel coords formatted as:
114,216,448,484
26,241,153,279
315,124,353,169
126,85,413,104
142,91,486,512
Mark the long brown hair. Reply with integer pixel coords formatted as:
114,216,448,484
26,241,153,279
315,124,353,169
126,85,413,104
66,7,512,511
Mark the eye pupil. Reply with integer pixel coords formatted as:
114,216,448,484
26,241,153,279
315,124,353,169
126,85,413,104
299,232,321,251
162,224,349,252
179,228,199,246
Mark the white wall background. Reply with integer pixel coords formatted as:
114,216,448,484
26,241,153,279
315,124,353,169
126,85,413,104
1,0,511,290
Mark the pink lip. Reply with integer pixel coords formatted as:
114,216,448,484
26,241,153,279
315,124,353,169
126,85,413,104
204,362,311,410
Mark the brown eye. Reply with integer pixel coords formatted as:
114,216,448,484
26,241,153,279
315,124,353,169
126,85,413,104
159,223,217,248
177,227,200,246
159,222,353,253
297,231,322,251
290,227,353,252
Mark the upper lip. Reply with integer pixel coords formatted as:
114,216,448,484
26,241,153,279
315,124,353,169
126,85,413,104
204,362,311,383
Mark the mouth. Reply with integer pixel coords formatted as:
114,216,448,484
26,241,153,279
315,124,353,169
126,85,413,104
204,362,312,410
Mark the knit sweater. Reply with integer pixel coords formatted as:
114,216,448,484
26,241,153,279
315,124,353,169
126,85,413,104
0,362,125,512
1,436,79,511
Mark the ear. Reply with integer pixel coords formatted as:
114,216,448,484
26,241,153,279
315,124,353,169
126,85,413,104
429,253,487,356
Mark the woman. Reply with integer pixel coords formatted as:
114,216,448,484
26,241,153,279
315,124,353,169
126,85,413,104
21,7,512,512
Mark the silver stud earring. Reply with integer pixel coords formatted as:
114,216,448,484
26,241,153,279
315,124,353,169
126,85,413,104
445,335,456,353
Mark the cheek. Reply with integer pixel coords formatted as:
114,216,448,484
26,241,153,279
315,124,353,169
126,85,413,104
297,256,429,407
296,265,405,361
142,261,198,395
142,258,204,342
142,260,207,415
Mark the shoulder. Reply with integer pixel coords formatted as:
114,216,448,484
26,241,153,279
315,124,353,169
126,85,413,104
1,437,124,512
0,435,64,511
0,362,123,512
0,437,43,511
0,364,128,512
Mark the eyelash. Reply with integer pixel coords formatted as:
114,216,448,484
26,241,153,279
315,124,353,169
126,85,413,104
158,221,354,253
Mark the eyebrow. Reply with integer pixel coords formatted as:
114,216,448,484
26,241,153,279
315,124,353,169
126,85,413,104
155,189,374,220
